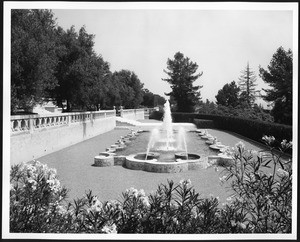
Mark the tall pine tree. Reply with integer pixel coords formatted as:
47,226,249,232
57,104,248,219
238,62,258,106
162,52,203,112
259,47,293,125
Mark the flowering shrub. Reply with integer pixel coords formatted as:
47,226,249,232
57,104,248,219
218,136,292,233
10,136,292,233
10,160,68,232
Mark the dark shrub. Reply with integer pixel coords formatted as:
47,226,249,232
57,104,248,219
194,119,215,129
172,112,292,151
149,110,164,121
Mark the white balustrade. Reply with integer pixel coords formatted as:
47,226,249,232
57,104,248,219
10,110,116,135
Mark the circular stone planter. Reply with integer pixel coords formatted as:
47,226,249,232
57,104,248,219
208,155,234,167
122,138,131,144
106,147,116,152
201,135,213,140
114,155,127,166
94,154,114,167
99,152,116,156
125,153,203,173
126,135,136,140
115,145,126,151
209,144,226,150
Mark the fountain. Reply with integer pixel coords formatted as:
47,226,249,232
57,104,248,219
124,100,205,173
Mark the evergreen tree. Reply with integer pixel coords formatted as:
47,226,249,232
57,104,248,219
259,47,293,125
238,62,258,106
215,81,240,107
162,52,203,112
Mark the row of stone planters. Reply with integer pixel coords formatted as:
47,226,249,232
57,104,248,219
195,129,234,167
94,129,143,167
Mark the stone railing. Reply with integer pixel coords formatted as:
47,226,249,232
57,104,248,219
11,110,116,135
10,110,116,164
120,108,145,120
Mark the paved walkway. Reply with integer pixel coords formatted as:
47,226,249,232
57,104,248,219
36,121,271,204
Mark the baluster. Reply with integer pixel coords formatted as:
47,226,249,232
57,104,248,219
43,117,47,127
11,120,14,131
52,116,56,125
33,118,37,129
44,117,48,127
25,119,29,130
17,120,22,131
49,117,54,126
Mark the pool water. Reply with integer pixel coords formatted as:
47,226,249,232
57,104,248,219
116,131,219,159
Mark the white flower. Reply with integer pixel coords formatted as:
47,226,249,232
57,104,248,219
238,222,246,229
141,196,150,207
191,206,198,219
47,178,61,193
219,175,227,184
101,223,117,234
27,177,38,191
90,196,102,213
172,217,179,225
277,168,289,177
179,179,192,186
262,135,275,145
235,141,245,151
56,205,67,215
281,139,292,149
139,189,146,197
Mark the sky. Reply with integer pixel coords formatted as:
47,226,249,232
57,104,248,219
4,2,296,108
49,3,295,107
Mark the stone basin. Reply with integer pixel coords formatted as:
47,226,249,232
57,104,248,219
124,152,205,173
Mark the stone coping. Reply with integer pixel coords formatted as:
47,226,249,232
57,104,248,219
11,110,116,120
124,153,206,173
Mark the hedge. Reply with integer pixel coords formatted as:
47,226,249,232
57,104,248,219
193,119,215,129
172,112,293,147
149,110,164,121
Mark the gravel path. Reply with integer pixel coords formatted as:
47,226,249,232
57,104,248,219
38,127,267,204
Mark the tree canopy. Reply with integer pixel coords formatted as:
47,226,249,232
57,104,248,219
11,9,164,113
162,52,203,113
215,81,240,107
141,89,165,107
259,47,293,125
11,9,59,112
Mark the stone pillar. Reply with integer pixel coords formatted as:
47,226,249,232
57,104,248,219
29,117,34,133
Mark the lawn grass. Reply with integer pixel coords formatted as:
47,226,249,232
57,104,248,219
37,127,268,204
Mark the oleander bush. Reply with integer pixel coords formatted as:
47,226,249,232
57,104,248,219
10,136,292,233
